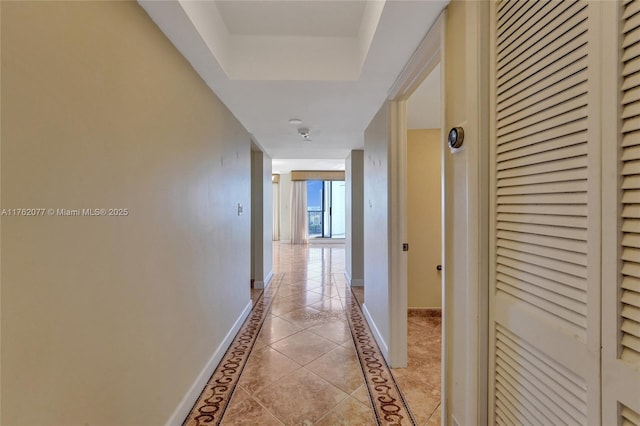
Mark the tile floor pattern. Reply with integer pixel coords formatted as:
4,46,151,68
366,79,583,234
184,242,441,425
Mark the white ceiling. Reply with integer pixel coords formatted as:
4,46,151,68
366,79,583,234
138,0,448,162
215,1,367,37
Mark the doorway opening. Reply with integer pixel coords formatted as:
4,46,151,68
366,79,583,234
384,11,446,424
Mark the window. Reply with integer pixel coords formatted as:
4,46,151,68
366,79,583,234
306,180,345,238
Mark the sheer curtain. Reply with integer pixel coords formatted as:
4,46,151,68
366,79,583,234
290,180,308,245
272,182,280,241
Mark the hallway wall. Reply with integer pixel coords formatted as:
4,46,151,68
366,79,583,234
1,2,252,425
363,104,391,358
279,172,292,242
345,150,364,286
251,149,273,288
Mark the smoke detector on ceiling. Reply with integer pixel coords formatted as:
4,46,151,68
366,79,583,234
298,128,311,141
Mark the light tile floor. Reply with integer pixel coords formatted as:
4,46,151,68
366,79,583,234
189,242,441,425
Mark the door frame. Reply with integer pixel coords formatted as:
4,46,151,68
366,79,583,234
386,4,447,410
386,4,490,424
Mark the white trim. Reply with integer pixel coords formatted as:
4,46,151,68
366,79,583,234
388,13,444,101
350,278,364,287
467,3,490,425
344,270,364,287
253,270,273,290
164,300,253,426
385,10,445,370
362,303,389,361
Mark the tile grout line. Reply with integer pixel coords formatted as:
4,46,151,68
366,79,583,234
182,273,284,426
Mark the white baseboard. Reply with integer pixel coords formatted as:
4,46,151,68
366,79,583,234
253,270,273,290
264,271,273,288
344,271,364,287
362,303,389,363
165,300,253,426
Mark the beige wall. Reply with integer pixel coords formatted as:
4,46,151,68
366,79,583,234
250,149,273,288
444,1,489,424
363,104,391,357
407,130,442,308
345,150,364,286
1,2,253,425
279,173,291,242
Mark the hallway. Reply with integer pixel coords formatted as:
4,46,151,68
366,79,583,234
184,242,441,425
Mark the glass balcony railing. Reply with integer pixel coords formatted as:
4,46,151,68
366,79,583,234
308,210,323,237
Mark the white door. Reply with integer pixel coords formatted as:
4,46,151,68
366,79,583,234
602,1,640,424
488,1,601,423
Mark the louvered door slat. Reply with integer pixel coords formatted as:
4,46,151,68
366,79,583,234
623,59,640,78
497,248,587,278
497,0,583,75
625,0,640,19
497,229,587,254
498,76,588,128
497,264,587,302
496,340,587,416
497,0,530,33
497,93,587,137
497,5,587,88
497,180,586,196
495,380,541,426
496,280,587,326
497,144,587,171
497,1,549,56
497,156,586,180
623,275,640,293
498,168,587,188
498,255,586,291
491,1,595,423
497,203,585,216
498,239,586,266
497,0,567,63
624,73,640,92
622,318,640,340
496,212,587,228
623,233,640,249
497,121,586,153
621,405,640,426
623,160,640,174
496,353,576,425
621,0,640,366
497,108,587,146
495,374,558,425
498,192,586,206
494,326,588,424
622,14,640,35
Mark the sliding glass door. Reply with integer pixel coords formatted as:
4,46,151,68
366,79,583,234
306,180,345,239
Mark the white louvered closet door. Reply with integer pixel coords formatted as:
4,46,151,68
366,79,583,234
488,1,601,424
602,1,640,424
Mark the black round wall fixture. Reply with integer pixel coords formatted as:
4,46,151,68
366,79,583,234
448,127,464,149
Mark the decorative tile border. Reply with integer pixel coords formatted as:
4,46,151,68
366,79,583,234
182,275,282,426
183,270,416,426
344,290,417,426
